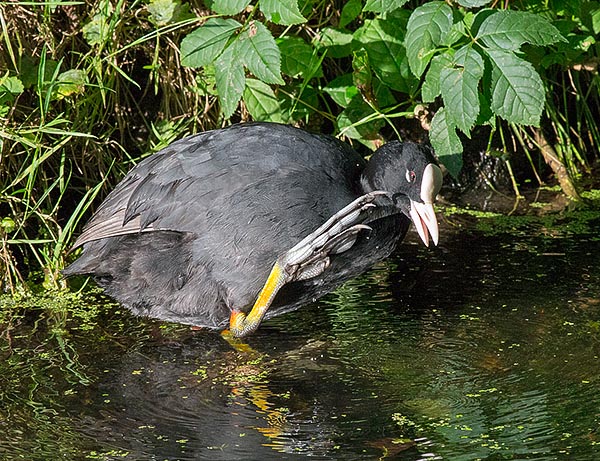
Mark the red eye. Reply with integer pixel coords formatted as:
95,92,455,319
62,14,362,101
406,170,416,182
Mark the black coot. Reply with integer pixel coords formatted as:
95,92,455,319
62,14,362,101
63,122,443,337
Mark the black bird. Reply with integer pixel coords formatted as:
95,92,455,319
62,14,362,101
63,123,442,337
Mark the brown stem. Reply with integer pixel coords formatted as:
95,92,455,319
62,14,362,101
533,129,582,201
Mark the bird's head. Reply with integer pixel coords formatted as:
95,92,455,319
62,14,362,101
361,141,443,246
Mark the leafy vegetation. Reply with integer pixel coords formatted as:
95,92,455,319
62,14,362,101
1,0,599,292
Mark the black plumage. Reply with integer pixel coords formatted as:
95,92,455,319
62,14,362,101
63,122,442,335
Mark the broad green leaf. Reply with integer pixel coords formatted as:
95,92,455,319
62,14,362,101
0,74,24,105
82,0,113,46
215,44,245,118
486,49,544,126
440,45,484,135
476,10,566,50
441,16,465,47
261,0,306,25
363,0,408,13
356,18,417,93
590,6,600,35
373,78,397,108
318,27,354,58
148,0,193,26
237,21,284,84
277,36,323,78
243,78,284,122
458,0,491,7
430,107,463,178
212,0,251,15
55,69,86,99
340,0,362,28
421,50,454,103
83,13,110,46
19,55,38,89
405,1,453,77
180,18,242,68
323,74,359,108
0,74,24,95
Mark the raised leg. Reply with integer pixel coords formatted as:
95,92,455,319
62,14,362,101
228,191,388,337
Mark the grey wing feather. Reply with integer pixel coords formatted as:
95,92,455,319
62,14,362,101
71,123,367,250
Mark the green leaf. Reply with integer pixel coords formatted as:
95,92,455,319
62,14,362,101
212,0,251,15
352,49,372,92
261,0,306,25
363,0,409,13
279,83,319,122
237,21,284,84
148,0,194,27
83,13,110,46
318,27,355,58
486,49,544,126
476,10,566,50
243,78,284,122
277,36,323,79
430,107,463,178
55,69,86,99
440,45,484,135
421,50,454,103
458,0,491,7
323,74,359,108
215,44,246,119
180,18,242,68
337,96,384,147
356,17,417,93
0,74,24,105
405,1,454,77
340,0,362,28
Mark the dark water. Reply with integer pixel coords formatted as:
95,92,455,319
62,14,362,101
1,211,600,460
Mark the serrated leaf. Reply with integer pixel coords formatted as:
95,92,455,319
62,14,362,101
440,45,484,135
215,44,245,118
148,0,194,26
405,1,454,77
486,49,544,126
277,36,323,79
323,74,360,108
243,78,284,122
237,21,284,84
356,18,417,93
476,10,566,50
261,0,306,25
430,107,463,178
363,0,408,13
421,50,454,102
340,0,362,28
212,0,251,15
180,18,242,68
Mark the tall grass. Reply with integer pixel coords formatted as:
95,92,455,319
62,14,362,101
0,0,218,293
1,0,599,295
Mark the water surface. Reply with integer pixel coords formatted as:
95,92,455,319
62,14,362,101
1,208,599,460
